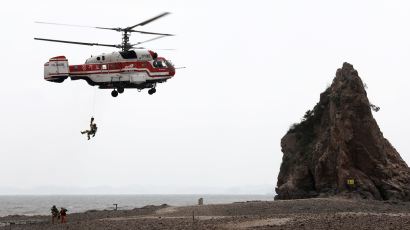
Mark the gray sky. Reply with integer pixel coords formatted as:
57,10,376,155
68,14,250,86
0,0,409,194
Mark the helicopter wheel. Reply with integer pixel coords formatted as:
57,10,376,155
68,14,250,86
117,87,124,94
148,88,156,95
111,90,119,97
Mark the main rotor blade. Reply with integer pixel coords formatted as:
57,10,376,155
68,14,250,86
155,48,176,51
35,21,121,32
131,35,169,46
134,47,176,51
34,38,120,48
128,29,174,36
127,12,170,30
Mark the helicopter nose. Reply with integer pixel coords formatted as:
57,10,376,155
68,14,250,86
168,66,175,76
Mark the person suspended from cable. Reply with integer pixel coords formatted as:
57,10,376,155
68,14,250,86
81,117,98,140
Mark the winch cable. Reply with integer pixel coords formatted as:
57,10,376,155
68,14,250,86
91,86,97,117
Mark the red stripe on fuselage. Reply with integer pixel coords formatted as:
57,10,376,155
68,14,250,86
70,70,170,78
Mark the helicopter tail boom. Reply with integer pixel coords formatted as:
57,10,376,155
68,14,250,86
44,56,69,83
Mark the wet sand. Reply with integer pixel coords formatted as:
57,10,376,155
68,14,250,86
1,198,409,229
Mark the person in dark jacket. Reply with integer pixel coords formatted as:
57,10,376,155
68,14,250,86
51,205,59,224
81,117,98,140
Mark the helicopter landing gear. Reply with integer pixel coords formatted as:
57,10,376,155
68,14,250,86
148,88,156,95
111,90,119,97
117,87,124,94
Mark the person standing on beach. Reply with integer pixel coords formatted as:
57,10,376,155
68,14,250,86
50,205,59,224
60,207,68,223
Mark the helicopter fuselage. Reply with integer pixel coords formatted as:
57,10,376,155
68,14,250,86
44,49,175,95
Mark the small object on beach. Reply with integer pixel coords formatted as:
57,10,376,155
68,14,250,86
198,197,203,205
347,178,356,191
113,203,118,211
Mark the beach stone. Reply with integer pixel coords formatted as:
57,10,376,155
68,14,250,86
275,62,410,201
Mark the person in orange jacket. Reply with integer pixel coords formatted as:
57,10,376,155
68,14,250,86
60,207,68,223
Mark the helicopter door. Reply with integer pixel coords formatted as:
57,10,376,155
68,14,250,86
130,72,147,83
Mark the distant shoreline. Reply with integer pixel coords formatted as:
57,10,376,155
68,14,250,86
0,194,274,217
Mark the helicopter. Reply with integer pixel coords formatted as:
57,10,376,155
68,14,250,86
35,12,176,97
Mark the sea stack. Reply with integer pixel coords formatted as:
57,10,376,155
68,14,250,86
275,62,410,201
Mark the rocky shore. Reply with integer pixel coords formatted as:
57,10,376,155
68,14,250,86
1,198,409,229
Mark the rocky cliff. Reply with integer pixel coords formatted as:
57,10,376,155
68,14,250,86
275,62,410,201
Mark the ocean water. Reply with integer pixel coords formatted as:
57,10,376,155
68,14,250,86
0,194,273,217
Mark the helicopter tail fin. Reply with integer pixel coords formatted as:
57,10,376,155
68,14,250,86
44,56,69,83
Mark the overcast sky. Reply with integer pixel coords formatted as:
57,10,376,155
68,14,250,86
0,0,409,194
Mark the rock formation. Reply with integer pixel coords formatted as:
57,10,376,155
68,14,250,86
275,62,410,201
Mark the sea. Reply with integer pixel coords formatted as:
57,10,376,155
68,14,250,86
0,194,274,217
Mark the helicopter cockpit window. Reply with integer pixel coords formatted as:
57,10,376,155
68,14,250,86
119,51,138,59
153,60,167,68
96,57,101,61
102,56,105,61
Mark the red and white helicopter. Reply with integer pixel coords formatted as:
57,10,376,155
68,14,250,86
35,12,176,97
